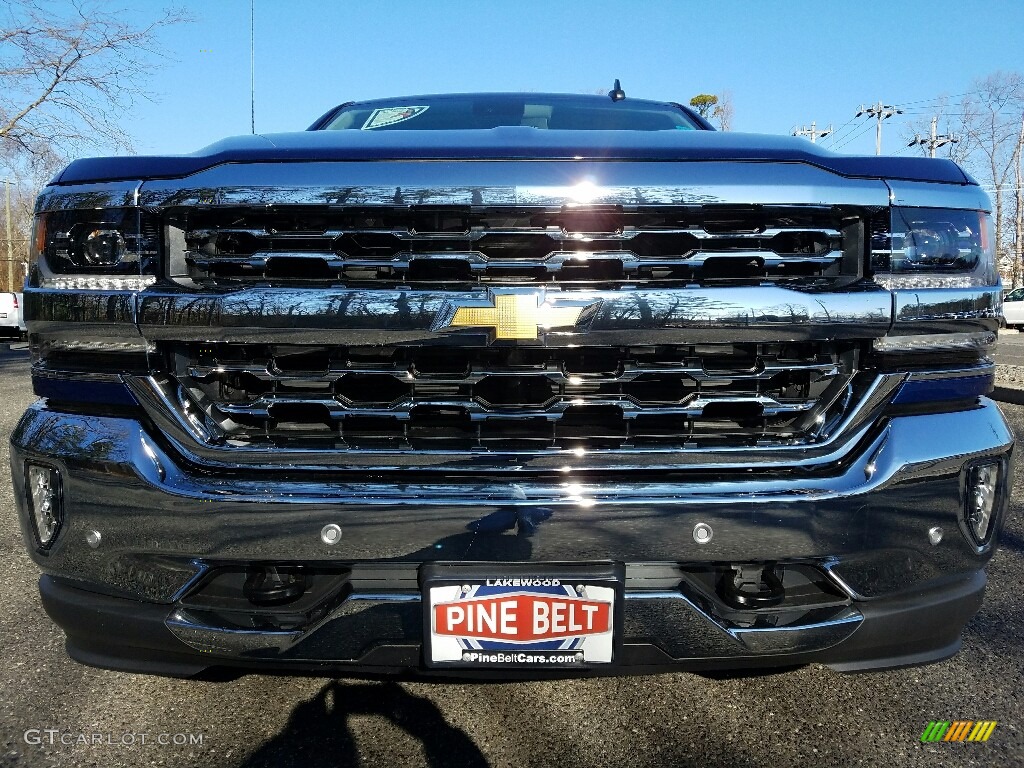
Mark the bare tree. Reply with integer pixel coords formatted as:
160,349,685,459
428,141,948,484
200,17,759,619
0,0,188,160
952,72,1024,274
0,1,187,290
689,92,733,130
713,90,734,131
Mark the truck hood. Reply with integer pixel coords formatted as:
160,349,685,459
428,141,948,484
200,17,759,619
54,128,972,186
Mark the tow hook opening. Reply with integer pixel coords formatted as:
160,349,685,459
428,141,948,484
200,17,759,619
243,566,308,607
678,561,852,631
716,563,785,609
177,564,351,632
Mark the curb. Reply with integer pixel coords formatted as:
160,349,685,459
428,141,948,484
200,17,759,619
992,386,1024,405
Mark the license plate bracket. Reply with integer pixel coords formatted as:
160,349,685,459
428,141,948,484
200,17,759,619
421,562,624,669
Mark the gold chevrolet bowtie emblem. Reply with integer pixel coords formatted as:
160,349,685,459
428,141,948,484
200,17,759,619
447,293,597,340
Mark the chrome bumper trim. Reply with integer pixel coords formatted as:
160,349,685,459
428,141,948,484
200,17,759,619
166,610,300,654
891,286,1001,336
132,160,893,209
164,585,864,659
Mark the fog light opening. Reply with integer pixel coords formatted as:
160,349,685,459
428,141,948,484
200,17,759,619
965,461,1001,546
26,463,62,551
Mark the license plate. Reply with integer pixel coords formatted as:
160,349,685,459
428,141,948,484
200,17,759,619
421,563,623,668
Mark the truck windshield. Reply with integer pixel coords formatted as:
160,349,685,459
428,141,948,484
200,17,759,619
319,95,703,132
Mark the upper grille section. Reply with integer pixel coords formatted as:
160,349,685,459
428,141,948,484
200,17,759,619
168,205,863,288
152,342,858,451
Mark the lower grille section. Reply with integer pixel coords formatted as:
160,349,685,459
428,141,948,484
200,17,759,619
153,342,858,450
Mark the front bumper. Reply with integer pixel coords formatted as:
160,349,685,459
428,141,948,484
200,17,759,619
39,569,986,679
12,398,1013,678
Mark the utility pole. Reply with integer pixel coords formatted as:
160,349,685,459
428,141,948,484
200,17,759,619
2,179,11,293
856,102,903,155
792,121,833,143
908,116,959,158
249,0,255,134
1014,115,1024,288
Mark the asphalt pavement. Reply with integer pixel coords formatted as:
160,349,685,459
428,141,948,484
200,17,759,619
0,343,1021,768
993,329,1024,367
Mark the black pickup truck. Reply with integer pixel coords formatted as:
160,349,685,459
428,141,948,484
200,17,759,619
13,92,1011,678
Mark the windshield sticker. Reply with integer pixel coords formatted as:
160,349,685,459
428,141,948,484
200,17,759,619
361,106,429,130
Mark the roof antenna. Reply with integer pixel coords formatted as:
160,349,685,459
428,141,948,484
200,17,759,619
608,79,626,102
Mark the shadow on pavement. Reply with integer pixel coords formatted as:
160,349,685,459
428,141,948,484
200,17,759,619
997,527,1023,553
0,345,30,373
241,681,489,768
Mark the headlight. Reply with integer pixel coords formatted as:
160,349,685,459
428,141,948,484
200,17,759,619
80,228,127,266
32,208,159,276
871,207,996,289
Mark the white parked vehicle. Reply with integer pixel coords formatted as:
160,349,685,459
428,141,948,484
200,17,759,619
1003,287,1024,330
0,292,23,339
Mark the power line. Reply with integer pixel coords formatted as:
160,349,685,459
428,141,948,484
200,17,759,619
821,115,858,147
890,140,921,157
856,102,903,155
824,93,966,150
832,122,876,152
901,107,1024,117
792,88,1018,157
832,120,877,152
898,89,981,107
824,119,864,149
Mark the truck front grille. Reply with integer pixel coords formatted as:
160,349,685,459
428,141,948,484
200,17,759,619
168,205,863,288
154,342,858,450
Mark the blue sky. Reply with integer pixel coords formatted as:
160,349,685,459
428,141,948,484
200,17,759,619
118,0,1024,157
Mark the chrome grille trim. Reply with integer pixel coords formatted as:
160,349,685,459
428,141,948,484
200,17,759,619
136,342,864,454
184,359,842,384
171,204,859,286
124,371,905,472
201,393,823,421
185,248,846,280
